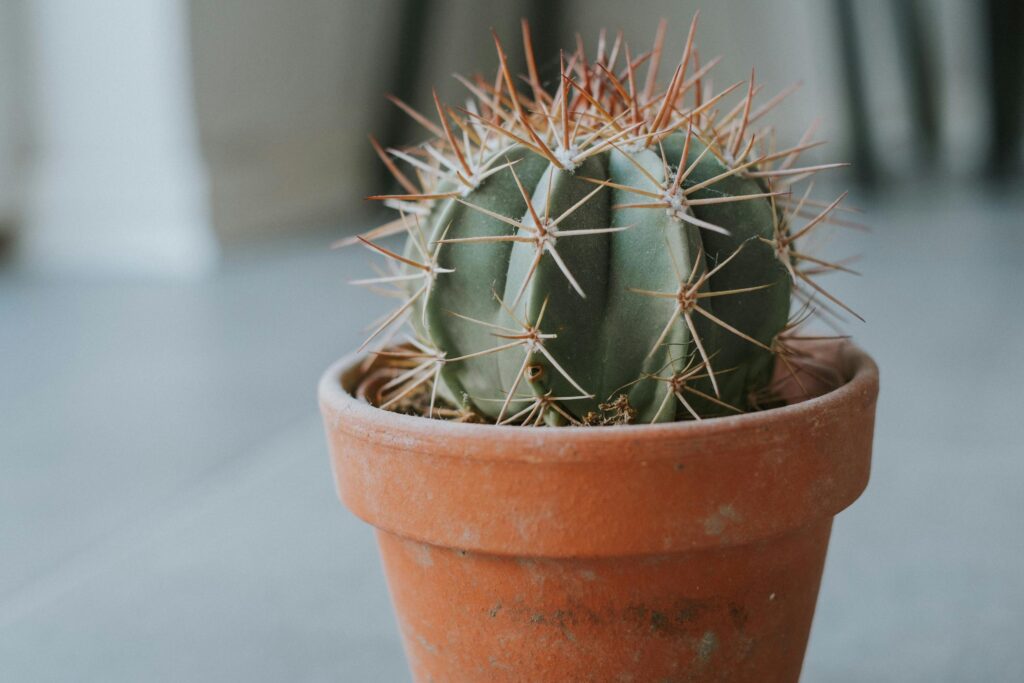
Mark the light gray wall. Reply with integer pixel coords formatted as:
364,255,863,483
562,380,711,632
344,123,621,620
0,0,29,235
189,0,403,240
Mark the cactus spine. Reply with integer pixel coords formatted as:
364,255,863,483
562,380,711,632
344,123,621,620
342,15,858,425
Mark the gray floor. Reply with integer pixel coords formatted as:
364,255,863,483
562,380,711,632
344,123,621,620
2,182,1023,682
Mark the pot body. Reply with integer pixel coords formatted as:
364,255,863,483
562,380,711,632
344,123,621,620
377,521,830,682
319,342,878,682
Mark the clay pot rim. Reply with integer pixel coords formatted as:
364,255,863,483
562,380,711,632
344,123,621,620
319,340,878,464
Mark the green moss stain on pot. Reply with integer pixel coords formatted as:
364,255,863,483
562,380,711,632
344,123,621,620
704,504,743,536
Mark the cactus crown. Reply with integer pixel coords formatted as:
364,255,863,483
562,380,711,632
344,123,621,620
339,14,860,426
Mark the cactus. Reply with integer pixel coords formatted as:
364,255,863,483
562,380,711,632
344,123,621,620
340,15,859,425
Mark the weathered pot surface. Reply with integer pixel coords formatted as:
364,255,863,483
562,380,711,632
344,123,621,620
319,341,878,682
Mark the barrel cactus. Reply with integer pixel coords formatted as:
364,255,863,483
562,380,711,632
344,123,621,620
340,15,858,425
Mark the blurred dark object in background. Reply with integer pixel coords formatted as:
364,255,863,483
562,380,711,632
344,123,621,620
984,0,1024,179
830,0,1022,187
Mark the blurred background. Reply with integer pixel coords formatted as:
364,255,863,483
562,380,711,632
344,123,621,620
1,0,1022,681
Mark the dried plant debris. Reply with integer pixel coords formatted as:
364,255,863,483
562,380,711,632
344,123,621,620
582,395,639,426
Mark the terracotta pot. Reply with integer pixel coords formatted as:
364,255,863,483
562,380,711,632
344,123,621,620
319,341,878,682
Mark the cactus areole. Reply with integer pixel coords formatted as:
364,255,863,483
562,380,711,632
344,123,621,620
341,16,858,425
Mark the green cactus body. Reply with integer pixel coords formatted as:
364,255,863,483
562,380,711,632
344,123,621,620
415,131,791,423
350,19,855,425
